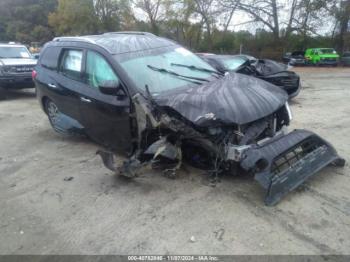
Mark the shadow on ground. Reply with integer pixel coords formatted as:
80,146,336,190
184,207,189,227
0,88,36,101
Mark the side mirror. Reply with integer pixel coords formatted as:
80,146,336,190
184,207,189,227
98,80,125,97
33,54,40,59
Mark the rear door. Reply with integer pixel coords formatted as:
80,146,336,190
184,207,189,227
37,47,85,122
53,48,86,121
78,50,132,153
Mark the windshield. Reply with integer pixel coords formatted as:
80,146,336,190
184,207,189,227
319,49,337,54
220,56,249,71
0,46,32,59
116,46,217,94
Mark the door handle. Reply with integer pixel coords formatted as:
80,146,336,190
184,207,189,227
48,83,57,88
80,97,92,103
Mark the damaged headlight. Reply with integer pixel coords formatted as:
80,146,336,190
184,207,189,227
285,102,293,121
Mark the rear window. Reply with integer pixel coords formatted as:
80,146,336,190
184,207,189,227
40,46,61,70
59,49,83,81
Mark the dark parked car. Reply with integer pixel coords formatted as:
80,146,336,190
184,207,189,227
282,51,306,66
34,32,344,205
0,42,37,89
198,54,301,98
340,52,350,66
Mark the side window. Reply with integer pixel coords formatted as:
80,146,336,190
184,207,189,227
59,49,83,81
40,47,61,70
85,51,118,89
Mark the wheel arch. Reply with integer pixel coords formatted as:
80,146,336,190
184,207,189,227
41,96,50,114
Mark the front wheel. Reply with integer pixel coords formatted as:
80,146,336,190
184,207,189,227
44,99,67,134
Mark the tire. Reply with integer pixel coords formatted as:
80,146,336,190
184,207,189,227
44,99,67,134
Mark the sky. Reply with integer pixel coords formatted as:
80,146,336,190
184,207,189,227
134,1,336,36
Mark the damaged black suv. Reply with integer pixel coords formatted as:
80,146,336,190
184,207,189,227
34,32,345,205
197,54,301,98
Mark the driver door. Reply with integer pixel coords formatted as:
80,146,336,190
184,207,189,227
78,50,132,153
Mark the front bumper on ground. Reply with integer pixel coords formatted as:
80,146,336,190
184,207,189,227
238,129,345,205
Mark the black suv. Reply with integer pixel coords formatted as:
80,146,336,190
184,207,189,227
34,32,344,205
0,42,37,89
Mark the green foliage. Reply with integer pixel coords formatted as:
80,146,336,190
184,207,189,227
0,0,347,58
0,0,57,44
48,0,98,36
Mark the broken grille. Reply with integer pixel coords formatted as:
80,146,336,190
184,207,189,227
271,138,325,175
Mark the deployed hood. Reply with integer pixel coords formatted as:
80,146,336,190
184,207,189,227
155,72,288,126
0,58,37,66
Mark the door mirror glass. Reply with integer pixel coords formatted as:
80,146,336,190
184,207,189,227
99,80,124,96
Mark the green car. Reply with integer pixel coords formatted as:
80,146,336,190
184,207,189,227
305,48,339,66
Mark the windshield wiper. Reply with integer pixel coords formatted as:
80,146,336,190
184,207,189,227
147,65,209,85
171,63,224,77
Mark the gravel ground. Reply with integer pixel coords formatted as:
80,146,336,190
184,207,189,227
0,67,349,255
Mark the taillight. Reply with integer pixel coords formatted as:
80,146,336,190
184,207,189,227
32,70,37,80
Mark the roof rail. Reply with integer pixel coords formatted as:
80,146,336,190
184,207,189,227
103,31,155,36
53,36,96,44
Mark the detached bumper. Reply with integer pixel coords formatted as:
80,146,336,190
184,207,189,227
240,129,345,205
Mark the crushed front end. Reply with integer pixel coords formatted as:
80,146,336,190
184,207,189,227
98,73,345,205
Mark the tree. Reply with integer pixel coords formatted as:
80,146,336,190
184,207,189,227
330,0,350,52
48,0,99,36
0,0,57,43
191,0,226,49
134,0,167,34
94,0,134,32
237,0,281,40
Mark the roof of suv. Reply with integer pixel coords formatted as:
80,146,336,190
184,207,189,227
53,32,177,55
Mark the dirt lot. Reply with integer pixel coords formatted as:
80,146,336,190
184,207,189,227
0,67,349,255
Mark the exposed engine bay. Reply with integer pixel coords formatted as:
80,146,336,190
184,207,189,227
97,72,345,206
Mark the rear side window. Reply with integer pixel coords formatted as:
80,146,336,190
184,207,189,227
40,47,61,70
59,49,83,81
